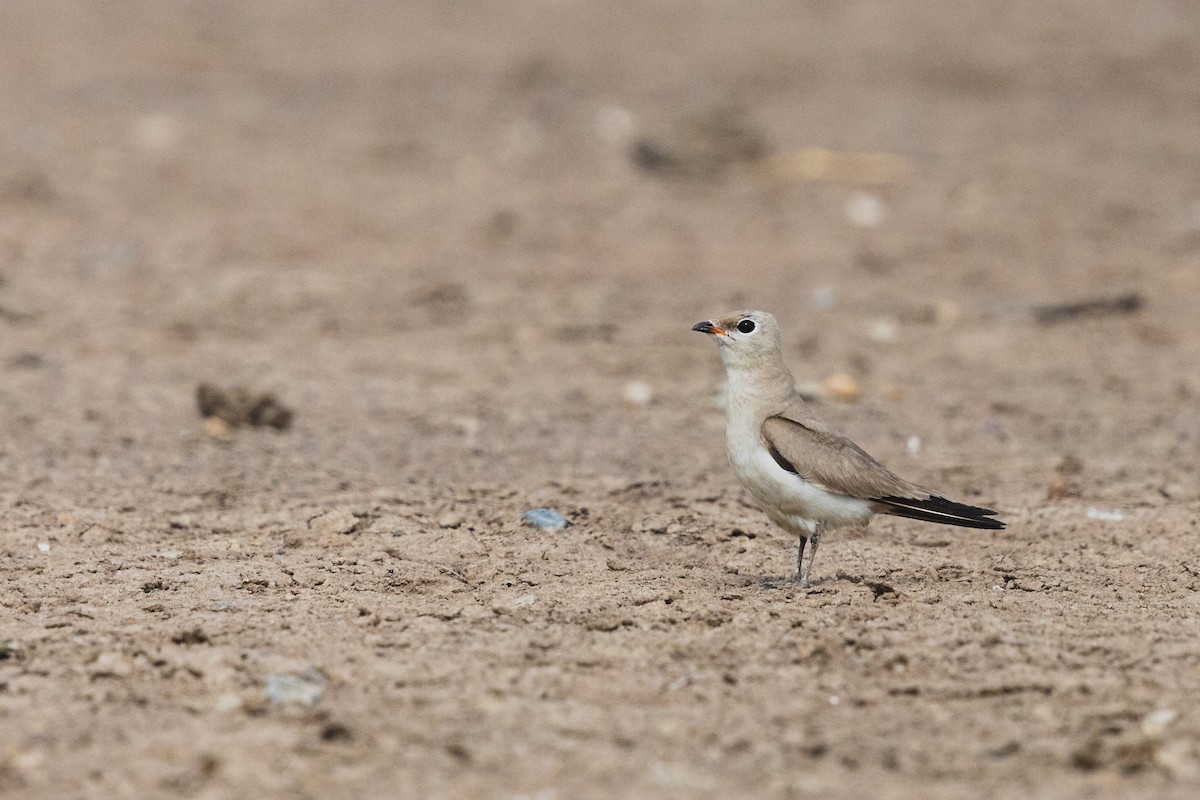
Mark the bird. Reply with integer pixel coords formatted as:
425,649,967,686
692,310,1003,586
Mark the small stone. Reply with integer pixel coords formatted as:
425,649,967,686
513,594,536,608
521,509,567,530
821,372,861,402
906,436,922,455
844,192,886,228
1086,507,1125,522
309,509,361,536
438,511,464,529
623,380,654,408
0,640,26,661
204,416,231,440
1046,475,1081,500
1142,708,1177,738
321,722,354,743
36,542,50,554
197,384,294,431
264,671,325,706
631,515,672,534
866,318,898,343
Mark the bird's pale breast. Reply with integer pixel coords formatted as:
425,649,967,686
724,397,872,533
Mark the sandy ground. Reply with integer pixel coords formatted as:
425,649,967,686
2,2,1200,798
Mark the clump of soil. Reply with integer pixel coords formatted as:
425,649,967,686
196,383,294,430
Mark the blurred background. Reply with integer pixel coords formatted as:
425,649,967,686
2,1,1197,497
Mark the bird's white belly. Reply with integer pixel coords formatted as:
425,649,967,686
725,412,872,533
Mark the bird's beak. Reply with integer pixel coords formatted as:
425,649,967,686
692,320,728,336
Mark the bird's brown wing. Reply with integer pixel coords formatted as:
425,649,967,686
761,400,1005,529
760,403,924,501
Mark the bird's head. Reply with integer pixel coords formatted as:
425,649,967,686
691,310,782,368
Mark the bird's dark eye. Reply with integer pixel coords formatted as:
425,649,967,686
737,319,756,334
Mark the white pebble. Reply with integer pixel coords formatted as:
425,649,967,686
828,695,840,706
906,436,922,455
514,594,537,608
1086,507,1125,522
36,542,50,554
866,318,898,343
623,380,654,408
1142,708,1178,737
264,672,325,706
845,192,886,229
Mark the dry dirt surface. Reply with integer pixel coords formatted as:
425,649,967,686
2,2,1200,798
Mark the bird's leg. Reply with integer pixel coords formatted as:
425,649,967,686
799,527,822,587
794,535,807,583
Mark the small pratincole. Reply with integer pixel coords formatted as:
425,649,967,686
692,310,1004,585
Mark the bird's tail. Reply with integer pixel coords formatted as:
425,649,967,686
873,495,1005,530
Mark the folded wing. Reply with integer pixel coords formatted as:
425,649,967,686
760,400,1004,530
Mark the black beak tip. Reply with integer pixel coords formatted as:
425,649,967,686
692,320,715,334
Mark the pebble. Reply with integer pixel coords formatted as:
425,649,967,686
906,436,922,455
265,670,325,706
1142,708,1177,738
437,511,464,529
36,542,50,554
866,318,898,343
623,380,654,408
844,192,886,228
1086,507,1125,522
522,509,567,530
204,416,232,440
309,508,360,536
821,372,861,402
